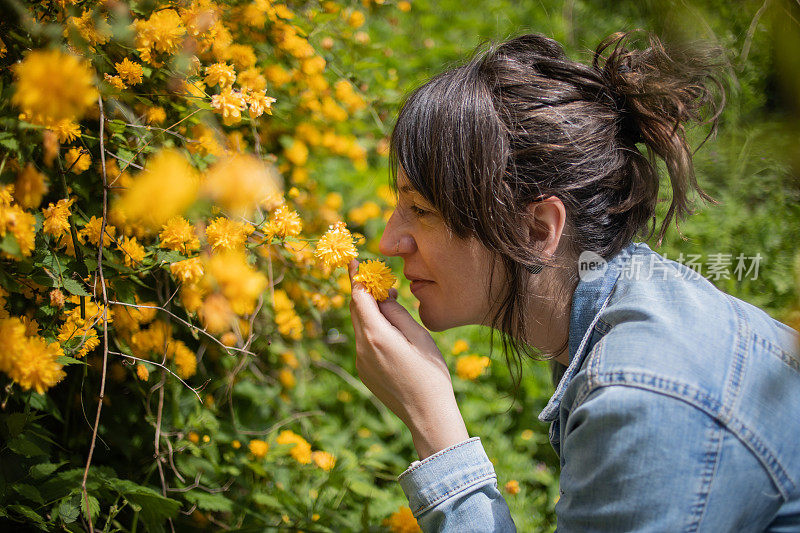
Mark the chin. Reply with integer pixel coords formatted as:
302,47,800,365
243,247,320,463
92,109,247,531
418,304,464,332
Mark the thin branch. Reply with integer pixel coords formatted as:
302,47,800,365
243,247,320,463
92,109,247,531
236,410,324,436
81,96,110,533
740,0,771,66
108,351,203,401
166,472,235,493
312,358,392,419
109,300,256,357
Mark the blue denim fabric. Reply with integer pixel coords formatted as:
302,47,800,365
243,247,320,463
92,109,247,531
398,242,800,532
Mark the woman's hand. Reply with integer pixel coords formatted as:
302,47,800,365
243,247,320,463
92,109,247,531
348,260,469,459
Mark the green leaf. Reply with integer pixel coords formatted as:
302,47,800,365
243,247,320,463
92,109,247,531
81,494,100,521
113,278,137,304
60,277,91,297
252,492,281,509
1,232,21,256
5,412,28,438
12,483,44,504
185,491,233,512
58,497,80,524
155,249,186,265
7,436,46,457
55,355,88,366
0,137,19,151
30,461,67,479
347,480,375,499
109,479,180,532
8,504,46,526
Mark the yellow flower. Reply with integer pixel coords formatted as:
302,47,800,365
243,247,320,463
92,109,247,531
314,222,357,270
203,155,279,217
114,149,199,231
383,506,421,533
264,64,292,87
505,480,520,495
205,251,267,315
42,198,74,238
204,62,236,88
49,289,65,308
104,74,127,90
266,205,302,239
276,430,312,464
236,67,267,91
231,440,241,449
171,340,197,379
49,120,81,144
188,431,200,444
117,236,146,267
278,368,295,389
353,260,396,301
134,9,186,63
79,215,116,246
280,350,299,369
12,49,98,128
397,1,412,12
159,216,200,254
198,293,234,334
348,201,381,225
455,354,490,381
225,44,257,69
66,10,111,49
136,363,150,381
210,87,246,123
452,339,470,355
0,318,66,394
248,439,269,458
144,106,167,124
284,139,308,166
346,10,366,28
205,217,254,252
170,257,204,285
65,147,91,174
14,164,48,209
115,58,144,85
521,429,534,441
311,450,336,471
245,90,276,118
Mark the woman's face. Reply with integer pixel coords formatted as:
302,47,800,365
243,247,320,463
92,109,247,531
378,174,504,331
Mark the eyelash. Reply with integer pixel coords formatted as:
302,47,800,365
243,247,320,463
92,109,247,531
409,205,430,217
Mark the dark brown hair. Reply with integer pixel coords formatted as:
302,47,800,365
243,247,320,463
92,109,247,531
390,31,724,388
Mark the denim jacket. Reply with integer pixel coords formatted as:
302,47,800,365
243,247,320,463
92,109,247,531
398,242,800,532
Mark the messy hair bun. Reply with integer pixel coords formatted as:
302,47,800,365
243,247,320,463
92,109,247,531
390,30,725,381
594,31,725,249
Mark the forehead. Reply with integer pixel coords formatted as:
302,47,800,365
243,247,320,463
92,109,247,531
396,171,422,198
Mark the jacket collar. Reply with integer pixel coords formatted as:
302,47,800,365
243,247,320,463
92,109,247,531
538,242,637,422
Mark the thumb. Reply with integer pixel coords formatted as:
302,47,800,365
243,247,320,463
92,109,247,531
377,294,434,348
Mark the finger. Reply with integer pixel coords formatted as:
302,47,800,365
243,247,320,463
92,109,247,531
348,259,393,333
377,297,433,347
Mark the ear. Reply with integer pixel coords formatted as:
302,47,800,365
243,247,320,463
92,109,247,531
525,196,566,257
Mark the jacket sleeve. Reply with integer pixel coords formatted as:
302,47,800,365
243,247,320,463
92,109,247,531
555,385,779,532
397,437,516,532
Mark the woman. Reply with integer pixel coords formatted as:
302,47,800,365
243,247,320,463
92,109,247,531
348,31,800,531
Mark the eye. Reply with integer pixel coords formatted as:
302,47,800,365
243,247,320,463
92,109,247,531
410,205,431,217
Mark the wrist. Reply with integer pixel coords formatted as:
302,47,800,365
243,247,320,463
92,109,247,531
409,406,469,460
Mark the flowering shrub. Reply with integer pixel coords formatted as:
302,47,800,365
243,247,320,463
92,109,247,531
2,0,796,531
0,0,418,529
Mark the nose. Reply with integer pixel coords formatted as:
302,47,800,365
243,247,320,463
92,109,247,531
379,209,417,257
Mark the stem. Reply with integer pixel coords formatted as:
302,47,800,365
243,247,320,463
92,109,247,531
56,154,87,319
81,96,111,533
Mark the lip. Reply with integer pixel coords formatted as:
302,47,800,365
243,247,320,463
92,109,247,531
407,275,434,296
